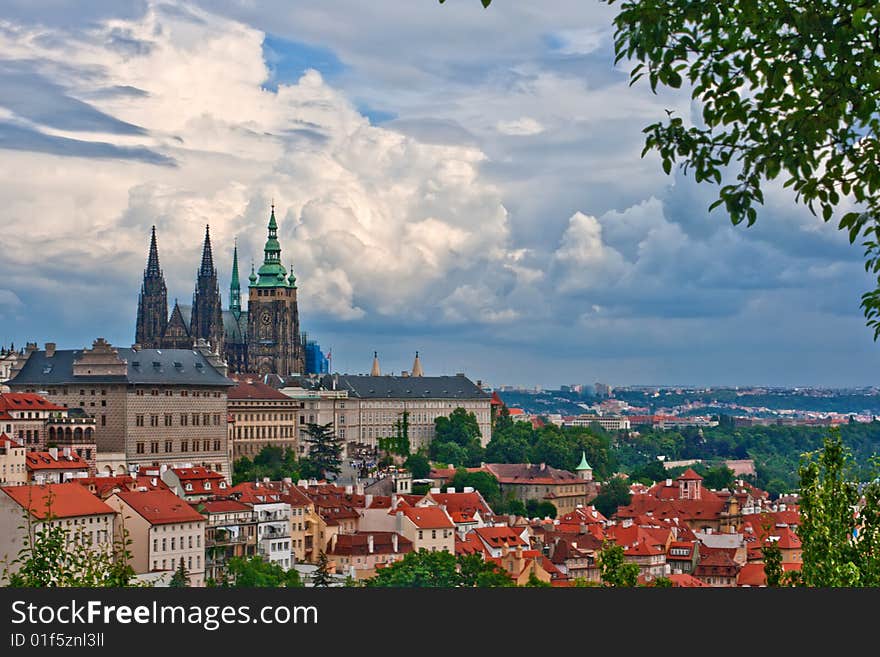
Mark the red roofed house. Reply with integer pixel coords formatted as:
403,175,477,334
395,505,455,553
668,573,710,588
0,434,26,486
161,465,229,501
25,447,90,484
483,462,590,516
74,474,169,499
0,483,115,584
471,525,530,558
327,531,413,580
106,489,207,586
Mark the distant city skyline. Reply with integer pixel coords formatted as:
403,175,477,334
1,2,879,388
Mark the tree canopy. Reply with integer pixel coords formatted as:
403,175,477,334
365,549,513,587
220,555,303,588
304,422,344,479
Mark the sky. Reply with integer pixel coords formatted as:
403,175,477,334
0,1,877,389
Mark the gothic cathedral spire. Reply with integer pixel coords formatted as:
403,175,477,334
230,238,241,319
135,225,168,348
190,224,224,353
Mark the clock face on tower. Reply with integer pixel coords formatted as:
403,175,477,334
261,311,271,326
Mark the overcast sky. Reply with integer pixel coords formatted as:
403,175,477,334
0,1,877,389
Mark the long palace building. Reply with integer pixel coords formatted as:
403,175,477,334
135,206,305,376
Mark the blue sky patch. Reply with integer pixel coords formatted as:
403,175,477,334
261,33,346,91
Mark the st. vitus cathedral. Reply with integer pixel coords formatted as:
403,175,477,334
135,206,305,375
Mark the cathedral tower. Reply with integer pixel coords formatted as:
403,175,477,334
135,226,168,348
246,206,304,375
190,225,225,353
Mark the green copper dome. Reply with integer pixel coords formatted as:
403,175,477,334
254,205,294,288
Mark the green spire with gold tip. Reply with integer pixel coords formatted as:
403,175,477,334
249,262,257,285
256,204,290,287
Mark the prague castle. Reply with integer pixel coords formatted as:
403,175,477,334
135,206,305,375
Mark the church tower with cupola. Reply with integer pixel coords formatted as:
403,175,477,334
245,205,304,375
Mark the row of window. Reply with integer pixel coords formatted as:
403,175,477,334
153,556,201,572
136,440,222,454
235,426,293,439
234,413,296,422
152,534,201,552
135,413,222,427
416,529,452,540
135,389,222,398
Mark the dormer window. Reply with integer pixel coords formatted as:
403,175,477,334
204,482,211,490
185,483,193,491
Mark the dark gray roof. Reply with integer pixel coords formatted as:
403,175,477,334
176,304,193,327
8,347,234,387
321,374,489,400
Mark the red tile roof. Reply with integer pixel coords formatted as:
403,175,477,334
227,376,292,400
0,393,66,412
25,451,89,471
737,563,767,586
400,505,454,529
327,532,413,557
425,491,493,518
473,526,529,549
677,468,704,481
193,499,253,514
2,483,113,519
668,573,710,587
0,433,22,448
113,489,206,525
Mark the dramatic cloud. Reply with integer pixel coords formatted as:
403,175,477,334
0,1,877,386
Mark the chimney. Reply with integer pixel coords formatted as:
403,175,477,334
345,485,353,495
391,533,399,553
540,463,546,471
446,487,456,494
463,486,474,494
49,447,58,460
330,533,338,552
666,478,672,486
62,447,71,459
367,534,374,554
365,494,373,508
391,493,398,509
45,343,56,358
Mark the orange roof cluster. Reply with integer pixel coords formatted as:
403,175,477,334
114,489,206,525
2,483,113,519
